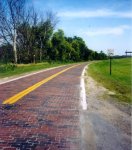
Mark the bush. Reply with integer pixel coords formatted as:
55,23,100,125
0,63,17,72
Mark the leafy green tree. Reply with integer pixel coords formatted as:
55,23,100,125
99,51,107,60
36,19,54,62
71,40,80,61
0,44,13,63
51,29,65,60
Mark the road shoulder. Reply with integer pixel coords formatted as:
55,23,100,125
81,64,131,150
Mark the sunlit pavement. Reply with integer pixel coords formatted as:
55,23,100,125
0,64,86,150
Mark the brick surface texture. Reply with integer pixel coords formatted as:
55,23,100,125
0,64,86,150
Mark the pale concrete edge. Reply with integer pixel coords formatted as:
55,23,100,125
0,64,69,85
79,64,88,150
80,64,88,110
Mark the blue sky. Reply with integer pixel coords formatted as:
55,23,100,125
31,0,132,55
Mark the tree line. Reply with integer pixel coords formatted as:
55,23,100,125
0,0,107,64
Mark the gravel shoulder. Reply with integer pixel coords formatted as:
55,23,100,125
80,65,131,150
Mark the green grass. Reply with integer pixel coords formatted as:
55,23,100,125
88,58,131,103
0,61,74,78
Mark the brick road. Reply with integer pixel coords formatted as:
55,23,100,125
0,64,86,150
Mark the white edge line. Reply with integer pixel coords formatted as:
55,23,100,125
80,65,88,110
0,65,68,85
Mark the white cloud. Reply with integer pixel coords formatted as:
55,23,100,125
58,9,132,18
80,25,132,37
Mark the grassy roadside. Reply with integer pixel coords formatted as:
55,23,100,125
0,61,75,78
88,58,131,103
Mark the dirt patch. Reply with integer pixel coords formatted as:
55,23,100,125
85,70,131,135
80,65,131,150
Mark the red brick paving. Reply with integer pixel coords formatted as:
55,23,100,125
0,64,86,150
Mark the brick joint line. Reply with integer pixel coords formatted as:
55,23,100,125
2,64,80,105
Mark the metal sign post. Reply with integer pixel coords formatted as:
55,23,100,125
107,49,114,75
125,50,132,56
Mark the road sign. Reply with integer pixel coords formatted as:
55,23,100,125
107,49,114,56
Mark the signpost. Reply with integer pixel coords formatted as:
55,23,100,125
125,50,132,56
107,49,114,75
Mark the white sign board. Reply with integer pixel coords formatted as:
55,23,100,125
107,49,114,56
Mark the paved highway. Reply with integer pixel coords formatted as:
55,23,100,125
0,64,87,150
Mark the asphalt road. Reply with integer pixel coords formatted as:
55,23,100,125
0,64,87,150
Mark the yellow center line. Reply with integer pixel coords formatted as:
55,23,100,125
2,64,80,105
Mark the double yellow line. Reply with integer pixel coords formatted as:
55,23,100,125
3,64,79,105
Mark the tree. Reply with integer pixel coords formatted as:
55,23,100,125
0,43,13,63
71,40,80,61
51,29,65,60
16,10,57,63
0,0,26,63
37,18,54,62
99,51,107,60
